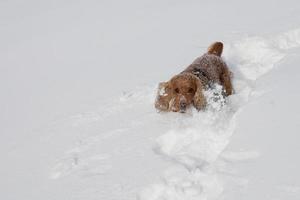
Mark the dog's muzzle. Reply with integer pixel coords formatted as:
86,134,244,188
179,102,187,113
179,95,188,113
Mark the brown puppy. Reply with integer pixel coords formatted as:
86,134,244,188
155,42,233,113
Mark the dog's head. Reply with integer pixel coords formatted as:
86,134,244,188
155,73,206,113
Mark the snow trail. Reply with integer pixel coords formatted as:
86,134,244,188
138,28,300,200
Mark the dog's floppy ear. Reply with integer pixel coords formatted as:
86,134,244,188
193,77,206,110
155,81,172,111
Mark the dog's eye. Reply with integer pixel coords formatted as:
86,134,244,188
174,88,179,93
188,88,194,93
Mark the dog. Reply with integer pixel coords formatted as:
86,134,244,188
155,42,233,113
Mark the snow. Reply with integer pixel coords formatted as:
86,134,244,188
1,0,300,200
138,28,300,200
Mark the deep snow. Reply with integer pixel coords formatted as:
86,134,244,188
139,28,300,200
1,1,300,200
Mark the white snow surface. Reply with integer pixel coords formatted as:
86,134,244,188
1,1,300,200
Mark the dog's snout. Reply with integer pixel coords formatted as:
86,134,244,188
180,101,187,108
180,101,187,112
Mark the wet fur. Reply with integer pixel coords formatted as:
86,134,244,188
155,42,233,112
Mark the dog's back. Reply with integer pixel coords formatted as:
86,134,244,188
183,42,228,85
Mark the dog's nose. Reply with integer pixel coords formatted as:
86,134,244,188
180,102,187,111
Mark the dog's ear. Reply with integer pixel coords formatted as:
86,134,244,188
193,77,206,110
155,82,172,111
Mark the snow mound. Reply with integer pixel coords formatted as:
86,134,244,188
225,28,300,80
154,99,237,169
273,28,300,50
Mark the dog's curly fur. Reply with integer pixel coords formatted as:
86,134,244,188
155,42,233,113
